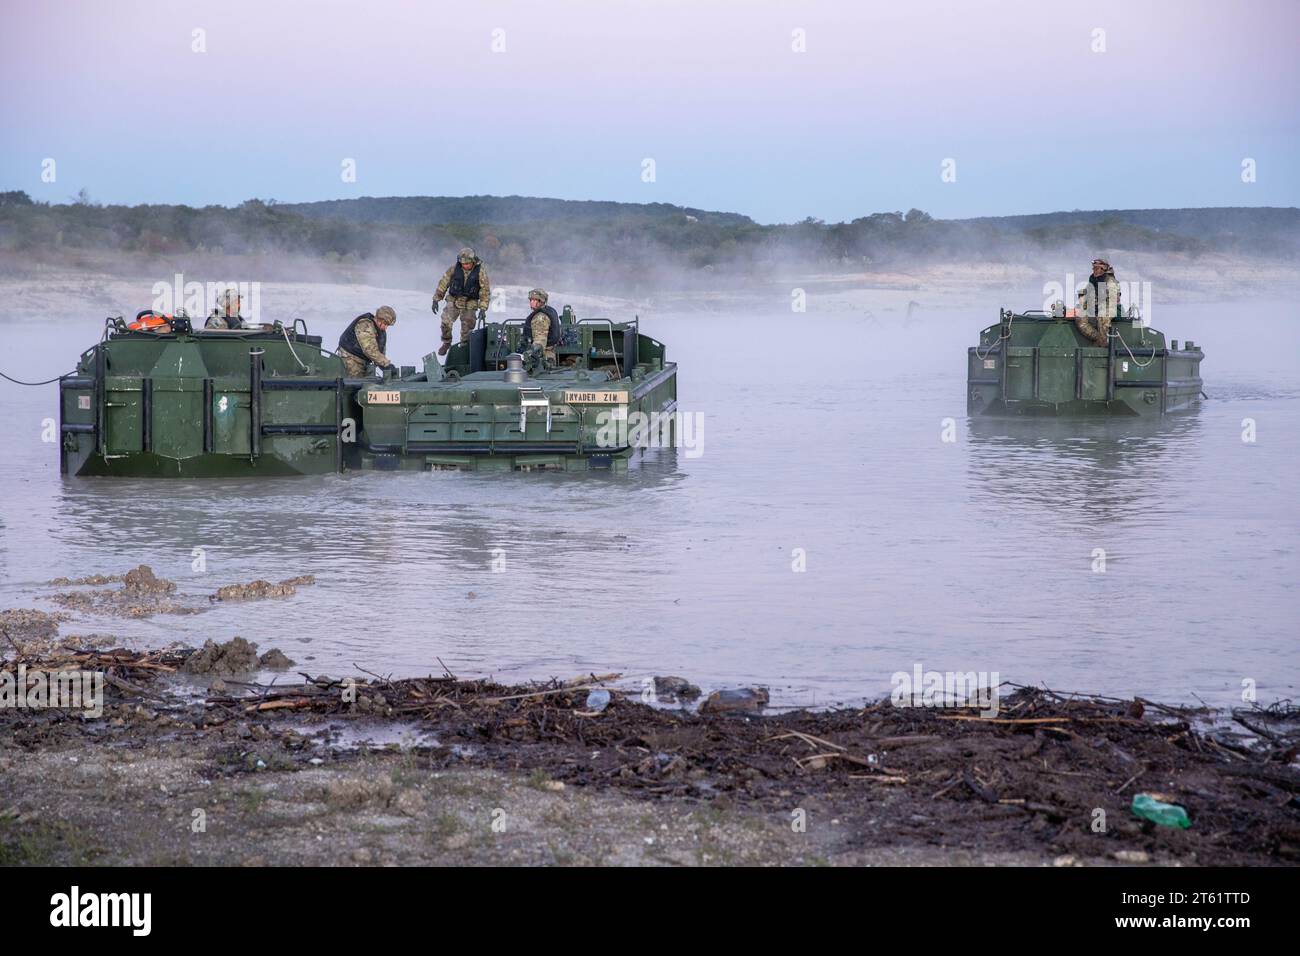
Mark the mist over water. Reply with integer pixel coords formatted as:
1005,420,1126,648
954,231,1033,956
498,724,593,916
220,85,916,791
0,301,1296,710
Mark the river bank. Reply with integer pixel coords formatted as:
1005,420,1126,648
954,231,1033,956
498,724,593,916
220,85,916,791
2,629,1296,867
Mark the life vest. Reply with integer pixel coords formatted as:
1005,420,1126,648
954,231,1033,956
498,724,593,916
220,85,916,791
526,305,561,346
447,262,482,301
338,313,386,360
204,311,245,329
1084,274,1122,319
128,310,172,331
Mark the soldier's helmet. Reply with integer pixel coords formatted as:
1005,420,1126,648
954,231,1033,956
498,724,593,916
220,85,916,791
458,247,476,264
375,305,397,325
1091,258,1113,275
217,288,241,316
528,288,548,305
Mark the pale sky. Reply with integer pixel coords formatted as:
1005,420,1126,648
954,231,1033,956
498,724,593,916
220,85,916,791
1,0,1296,222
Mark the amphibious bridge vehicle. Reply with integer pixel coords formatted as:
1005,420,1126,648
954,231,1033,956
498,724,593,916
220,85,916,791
58,308,677,476
968,308,1204,417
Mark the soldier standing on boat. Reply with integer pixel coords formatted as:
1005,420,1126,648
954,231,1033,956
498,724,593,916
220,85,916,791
204,289,246,329
337,306,397,377
432,247,491,356
524,288,560,365
1074,258,1121,346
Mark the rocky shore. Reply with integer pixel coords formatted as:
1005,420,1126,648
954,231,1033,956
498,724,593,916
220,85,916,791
2,625,1296,867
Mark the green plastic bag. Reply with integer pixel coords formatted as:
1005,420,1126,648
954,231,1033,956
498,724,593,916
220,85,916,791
1131,793,1191,828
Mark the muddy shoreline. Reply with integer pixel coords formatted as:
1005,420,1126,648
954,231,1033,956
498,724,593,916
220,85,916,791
3,634,1297,867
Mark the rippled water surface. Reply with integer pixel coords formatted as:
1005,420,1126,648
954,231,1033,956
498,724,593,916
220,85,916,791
1,303,1296,708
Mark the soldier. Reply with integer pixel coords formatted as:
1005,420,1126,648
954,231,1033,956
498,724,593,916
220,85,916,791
205,289,246,329
337,306,397,378
432,247,491,356
524,288,561,364
1074,258,1121,346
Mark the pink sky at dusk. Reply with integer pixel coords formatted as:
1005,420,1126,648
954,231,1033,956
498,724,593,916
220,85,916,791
2,0,1296,221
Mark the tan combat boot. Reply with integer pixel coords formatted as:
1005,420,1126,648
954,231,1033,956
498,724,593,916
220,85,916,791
438,342,450,356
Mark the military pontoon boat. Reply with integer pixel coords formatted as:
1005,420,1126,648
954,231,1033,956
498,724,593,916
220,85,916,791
58,308,677,476
967,308,1204,417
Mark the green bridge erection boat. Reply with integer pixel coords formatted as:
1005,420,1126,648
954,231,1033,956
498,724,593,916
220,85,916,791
59,308,677,476
968,308,1205,417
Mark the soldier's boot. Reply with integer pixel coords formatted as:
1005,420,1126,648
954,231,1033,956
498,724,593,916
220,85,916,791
439,314,455,355
438,323,452,356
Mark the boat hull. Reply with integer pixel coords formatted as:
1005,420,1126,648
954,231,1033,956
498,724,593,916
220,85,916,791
967,315,1203,418
59,317,677,477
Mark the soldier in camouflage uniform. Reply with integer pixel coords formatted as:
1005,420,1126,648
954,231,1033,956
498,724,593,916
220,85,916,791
1074,258,1121,346
337,306,397,378
525,288,560,365
431,247,490,356
204,288,246,329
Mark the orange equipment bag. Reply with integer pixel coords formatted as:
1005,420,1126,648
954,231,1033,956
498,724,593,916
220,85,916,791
128,310,172,331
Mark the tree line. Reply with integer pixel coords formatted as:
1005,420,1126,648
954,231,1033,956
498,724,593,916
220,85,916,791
1,191,1295,287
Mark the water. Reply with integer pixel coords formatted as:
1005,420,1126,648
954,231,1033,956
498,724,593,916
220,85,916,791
1,300,1296,710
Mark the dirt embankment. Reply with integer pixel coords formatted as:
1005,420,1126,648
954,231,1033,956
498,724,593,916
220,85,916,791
2,639,1296,867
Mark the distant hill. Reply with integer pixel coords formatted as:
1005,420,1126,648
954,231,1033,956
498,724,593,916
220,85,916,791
278,195,1299,240
274,196,1300,261
952,206,1300,251
280,195,754,228
1,189,1296,292
958,206,1300,234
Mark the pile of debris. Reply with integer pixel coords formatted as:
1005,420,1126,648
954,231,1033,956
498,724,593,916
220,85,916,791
3,641,1297,865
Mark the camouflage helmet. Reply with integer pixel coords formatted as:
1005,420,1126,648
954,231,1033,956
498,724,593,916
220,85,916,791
218,288,241,316
458,247,476,263
375,305,397,325
1091,258,1114,275
527,288,548,305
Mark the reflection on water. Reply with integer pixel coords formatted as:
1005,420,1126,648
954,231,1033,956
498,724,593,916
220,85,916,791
0,305,1296,709
965,415,1204,524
